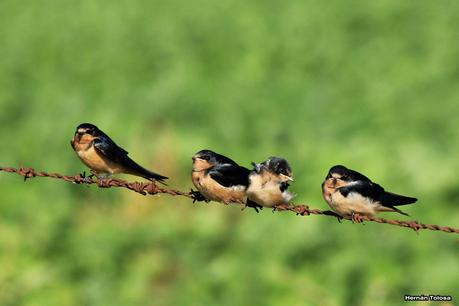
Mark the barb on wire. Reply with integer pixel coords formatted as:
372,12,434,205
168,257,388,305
1,166,458,236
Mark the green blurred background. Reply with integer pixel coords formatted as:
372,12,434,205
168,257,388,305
0,0,458,305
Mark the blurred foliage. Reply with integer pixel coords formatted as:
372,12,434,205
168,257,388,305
0,0,458,305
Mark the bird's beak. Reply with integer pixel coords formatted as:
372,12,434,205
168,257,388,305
280,174,294,182
192,156,196,162
74,132,81,141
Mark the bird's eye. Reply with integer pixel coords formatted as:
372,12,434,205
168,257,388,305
201,156,210,161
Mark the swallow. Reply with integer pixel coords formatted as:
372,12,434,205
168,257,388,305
70,123,167,183
246,156,295,208
322,165,417,221
191,149,262,211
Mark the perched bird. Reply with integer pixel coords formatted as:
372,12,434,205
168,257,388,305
70,123,167,183
191,149,262,210
322,165,417,220
246,156,295,208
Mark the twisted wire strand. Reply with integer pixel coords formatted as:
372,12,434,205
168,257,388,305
1,166,458,235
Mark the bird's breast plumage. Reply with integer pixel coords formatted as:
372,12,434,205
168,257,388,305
247,172,294,207
192,170,246,204
74,142,124,175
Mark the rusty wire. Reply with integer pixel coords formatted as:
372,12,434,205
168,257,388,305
0,166,193,198
1,166,458,235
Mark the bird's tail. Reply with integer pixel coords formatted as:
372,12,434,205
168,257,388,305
380,192,417,216
380,191,417,217
141,168,168,185
125,158,168,185
381,192,417,206
390,206,410,216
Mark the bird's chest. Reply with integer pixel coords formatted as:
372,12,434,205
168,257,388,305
326,189,377,217
247,175,288,207
75,145,118,174
191,171,245,204
322,185,334,204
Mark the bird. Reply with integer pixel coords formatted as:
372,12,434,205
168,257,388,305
191,149,262,211
246,156,295,208
70,123,167,183
322,165,417,221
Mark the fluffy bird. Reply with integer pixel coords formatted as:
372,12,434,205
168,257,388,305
70,123,167,183
246,157,295,208
322,165,417,220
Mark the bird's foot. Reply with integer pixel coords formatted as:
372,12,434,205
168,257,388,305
350,212,365,223
93,173,113,188
87,171,110,185
244,202,263,213
78,171,96,184
190,189,209,203
90,170,105,180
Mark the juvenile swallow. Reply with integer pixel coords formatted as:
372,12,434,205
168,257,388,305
322,165,417,220
246,156,295,208
70,123,167,183
191,149,261,211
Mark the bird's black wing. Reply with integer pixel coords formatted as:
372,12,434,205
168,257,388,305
93,135,129,161
94,136,168,182
348,169,373,182
209,164,250,187
338,180,385,201
339,181,417,207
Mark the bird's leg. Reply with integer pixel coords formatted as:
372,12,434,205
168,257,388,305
190,189,209,203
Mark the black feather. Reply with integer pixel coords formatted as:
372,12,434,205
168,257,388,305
338,181,383,199
196,149,239,166
93,135,167,182
339,181,417,207
379,192,417,206
208,163,250,188
279,182,290,192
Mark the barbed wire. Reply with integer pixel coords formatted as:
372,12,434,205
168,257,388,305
1,166,458,236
